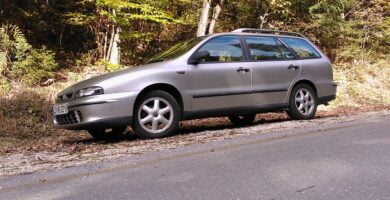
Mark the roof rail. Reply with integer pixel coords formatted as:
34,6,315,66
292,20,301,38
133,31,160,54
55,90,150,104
232,28,306,38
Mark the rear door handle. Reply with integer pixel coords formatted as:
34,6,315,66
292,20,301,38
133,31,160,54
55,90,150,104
288,65,299,70
237,67,250,73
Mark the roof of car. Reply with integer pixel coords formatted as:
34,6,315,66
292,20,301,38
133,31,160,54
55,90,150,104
212,28,307,39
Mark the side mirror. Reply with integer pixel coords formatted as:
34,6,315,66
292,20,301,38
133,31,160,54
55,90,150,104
188,51,210,65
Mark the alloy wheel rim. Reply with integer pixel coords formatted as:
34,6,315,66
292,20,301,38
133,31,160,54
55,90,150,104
138,97,174,134
295,88,315,116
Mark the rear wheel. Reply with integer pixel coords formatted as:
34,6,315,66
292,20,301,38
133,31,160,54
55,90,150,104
133,90,180,139
228,114,256,126
88,126,127,140
287,84,318,120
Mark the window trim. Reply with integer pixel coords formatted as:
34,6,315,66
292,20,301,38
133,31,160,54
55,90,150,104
188,35,248,64
187,34,324,64
242,35,298,62
277,37,323,60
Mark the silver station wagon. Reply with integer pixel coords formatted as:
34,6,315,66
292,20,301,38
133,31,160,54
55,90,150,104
53,28,337,139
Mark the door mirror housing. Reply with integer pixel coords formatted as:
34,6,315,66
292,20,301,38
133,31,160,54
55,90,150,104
188,51,210,65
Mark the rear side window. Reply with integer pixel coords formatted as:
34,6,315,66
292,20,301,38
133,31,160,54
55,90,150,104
197,36,243,63
280,38,321,59
244,36,294,61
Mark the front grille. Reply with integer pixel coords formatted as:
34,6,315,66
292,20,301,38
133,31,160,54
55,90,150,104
55,111,83,125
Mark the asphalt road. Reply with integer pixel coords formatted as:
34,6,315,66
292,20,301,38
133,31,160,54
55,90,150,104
1,114,389,200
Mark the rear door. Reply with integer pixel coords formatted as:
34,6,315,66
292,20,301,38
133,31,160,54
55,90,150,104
188,35,253,111
243,36,301,105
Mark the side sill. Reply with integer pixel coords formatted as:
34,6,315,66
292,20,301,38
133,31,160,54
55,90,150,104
193,90,252,98
182,103,288,120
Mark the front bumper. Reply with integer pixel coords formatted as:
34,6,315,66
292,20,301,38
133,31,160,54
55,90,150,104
53,91,138,130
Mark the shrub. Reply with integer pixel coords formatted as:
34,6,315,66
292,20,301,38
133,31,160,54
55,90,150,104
11,47,58,85
0,24,58,85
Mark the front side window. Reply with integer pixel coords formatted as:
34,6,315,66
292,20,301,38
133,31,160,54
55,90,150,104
197,36,243,63
245,36,294,61
279,38,321,59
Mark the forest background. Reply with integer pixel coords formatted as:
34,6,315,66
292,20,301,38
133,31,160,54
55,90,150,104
0,0,389,152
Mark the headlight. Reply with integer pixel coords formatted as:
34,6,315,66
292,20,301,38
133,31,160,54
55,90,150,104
74,87,104,99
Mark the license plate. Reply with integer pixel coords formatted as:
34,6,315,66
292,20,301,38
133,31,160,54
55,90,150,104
53,104,69,115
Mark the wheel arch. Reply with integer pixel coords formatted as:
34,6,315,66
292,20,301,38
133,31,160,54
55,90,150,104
134,83,184,116
293,80,318,95
286,79,318,103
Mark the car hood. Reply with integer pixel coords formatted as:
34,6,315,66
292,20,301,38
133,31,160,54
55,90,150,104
57,61,168,98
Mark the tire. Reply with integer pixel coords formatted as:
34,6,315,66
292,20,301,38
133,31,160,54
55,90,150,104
287,83,318,120
88,126,127,140
133,90,180,139
228,114,256,126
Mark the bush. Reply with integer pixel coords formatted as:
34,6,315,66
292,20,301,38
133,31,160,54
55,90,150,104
0,24,58,85
11,47,58,85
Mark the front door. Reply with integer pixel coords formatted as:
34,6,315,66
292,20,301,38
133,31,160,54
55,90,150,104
188,35,252,111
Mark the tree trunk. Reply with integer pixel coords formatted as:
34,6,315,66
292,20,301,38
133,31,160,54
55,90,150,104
109,26,121,65
103,30,108,60
208,0,224,35
197,0,211,37
106,24,115,61
106,9,121,65
259,9,269,29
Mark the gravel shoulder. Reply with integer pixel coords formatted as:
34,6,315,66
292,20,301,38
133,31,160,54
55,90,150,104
0,108,389,177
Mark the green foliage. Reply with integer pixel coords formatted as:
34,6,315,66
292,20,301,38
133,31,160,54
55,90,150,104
0,24,58,85
0,0,388,77
0,77,11,92
332,0,390,62
97,0,177,25
12,47,58,85
96,59,124,72
307,0,346,52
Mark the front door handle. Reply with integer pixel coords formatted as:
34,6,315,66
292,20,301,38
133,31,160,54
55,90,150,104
288,65,299,70
237,67,250,73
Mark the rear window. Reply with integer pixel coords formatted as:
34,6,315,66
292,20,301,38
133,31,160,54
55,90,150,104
279,38,321,59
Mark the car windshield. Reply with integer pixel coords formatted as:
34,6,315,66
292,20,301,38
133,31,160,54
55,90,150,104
146,36,207,64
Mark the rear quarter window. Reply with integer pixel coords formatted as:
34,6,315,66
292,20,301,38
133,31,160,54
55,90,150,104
280,38,321,59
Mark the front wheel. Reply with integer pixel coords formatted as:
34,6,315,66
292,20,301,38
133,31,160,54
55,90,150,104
228,114,256,126
287,84,318,120
133,90,180,139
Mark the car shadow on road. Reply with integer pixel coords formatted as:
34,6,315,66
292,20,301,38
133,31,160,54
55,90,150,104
64,112,336,145
64,113,293,144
